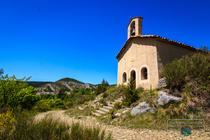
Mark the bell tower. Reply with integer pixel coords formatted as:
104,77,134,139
127,17,143,39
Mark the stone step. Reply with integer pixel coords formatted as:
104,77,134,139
100,107,111,113
95,109,107,115
107,103,114,107
103,106,113,110
92,112,101,117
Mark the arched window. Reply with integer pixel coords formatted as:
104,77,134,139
130,21,135,36
122,72,127,83
130,70,136,88
141,67,148,80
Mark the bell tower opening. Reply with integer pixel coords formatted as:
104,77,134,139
127,17,143,39
130,21,136,36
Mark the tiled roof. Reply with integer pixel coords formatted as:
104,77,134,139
116,35,199,60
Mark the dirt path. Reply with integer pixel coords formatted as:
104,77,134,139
34,110,210,140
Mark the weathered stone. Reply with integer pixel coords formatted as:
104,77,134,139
157,91,182,106
131,102,155,116
157,77,167,89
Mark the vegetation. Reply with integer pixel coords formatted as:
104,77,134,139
0,70,39,111
163,53,210,108
1,114,112,140
163,53,210,92
122,86,141,107
95,79,109,95
0,52,209,136
98,53,210,129
0,69,108,139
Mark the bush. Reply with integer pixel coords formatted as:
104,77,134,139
95,79,109,95
12,87,40,110
163,53,210,109
0,111,16,138
114,102,122,110
163,53,210,91
34,99,65,112
122,87,140,107
0,71,38,110
64,89,96,108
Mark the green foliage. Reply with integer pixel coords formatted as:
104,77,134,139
113,102,122,110
163,53,210,108
138,89,158,107
122,87,141,107
34,99,65,112
163,53,210,91
0,71,38,111
95,79,109,95
13,87,40,110
66,106,93,117
101,86,127,102
64,88,96,108
0,111,16,138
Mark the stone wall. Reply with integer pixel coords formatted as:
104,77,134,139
117,38,159,89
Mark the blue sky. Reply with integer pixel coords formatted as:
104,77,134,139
0,0,210,84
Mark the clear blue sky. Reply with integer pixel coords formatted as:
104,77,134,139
0,0,210,84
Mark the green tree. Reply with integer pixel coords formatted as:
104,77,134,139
0,70,38,111
95,79,109,95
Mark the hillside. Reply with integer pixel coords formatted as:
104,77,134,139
28,77,93,94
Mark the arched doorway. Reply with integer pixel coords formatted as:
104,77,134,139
130,70,136,89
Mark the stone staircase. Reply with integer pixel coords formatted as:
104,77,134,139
92,97,123,117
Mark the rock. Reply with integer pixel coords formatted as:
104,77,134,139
157,77,167,88
115,112,122,117
157,91,182,106
122,108,130,114
131,102,155,116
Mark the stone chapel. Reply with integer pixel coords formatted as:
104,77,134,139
117,17,198,89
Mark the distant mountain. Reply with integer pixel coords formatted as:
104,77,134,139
28,78,93,94
56,78,84,84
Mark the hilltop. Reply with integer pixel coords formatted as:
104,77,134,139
28,77,94,94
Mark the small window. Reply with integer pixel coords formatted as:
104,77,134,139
141,67,148,80
122,72,127,83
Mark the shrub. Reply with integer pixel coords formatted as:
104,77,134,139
114,102,122,110
40,94,57,99
33,100,51,112
163,53,210,91
138,89,158,107
0,111,16,138
12,87,40,110
95,79,109,95
122,87,140,107
64,89,96,108
0,71,38,110
34,99,65,112
163,53,210,108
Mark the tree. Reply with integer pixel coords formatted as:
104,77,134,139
95,79,109,95
0,69,38,111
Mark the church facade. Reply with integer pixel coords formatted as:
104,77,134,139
117,17,198,89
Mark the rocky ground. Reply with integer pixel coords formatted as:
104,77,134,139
34,110,210,140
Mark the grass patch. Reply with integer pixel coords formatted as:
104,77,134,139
3,114,112,140
66,106,93,117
